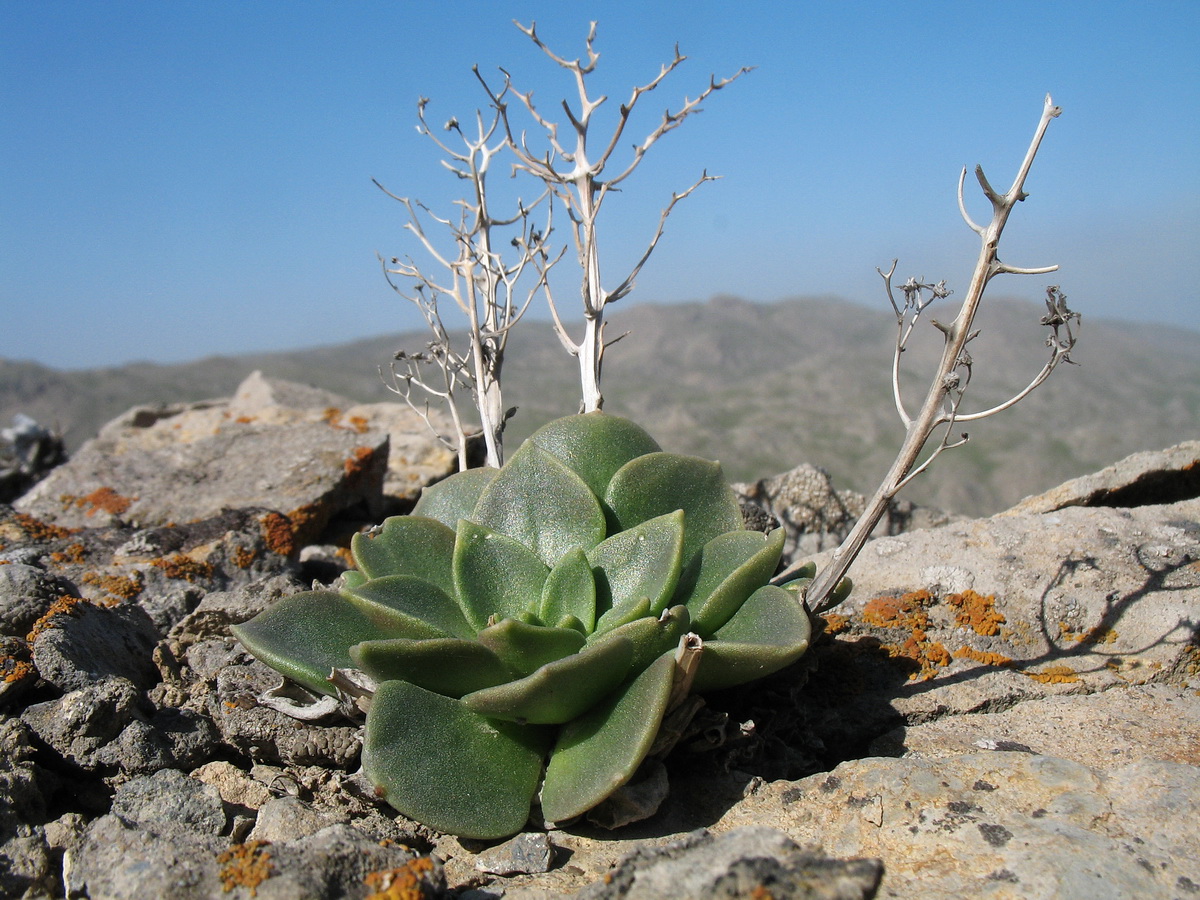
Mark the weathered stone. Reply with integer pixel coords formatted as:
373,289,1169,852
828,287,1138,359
871,682,1200,770
248,796,344,843
474,832,555,876
110,768,227,837
574,826,881,900
98,706,222,776
0,561,74,637
21,677,142,770
29,599,160,691
717,752,1200,898
1004,439,1200,515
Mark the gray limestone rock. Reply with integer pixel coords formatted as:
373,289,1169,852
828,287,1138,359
21,677,142,770
719,752,1200,899
110,768,227,837
574,826,882,900
0,562,74,638
29,599,160,691
474,832,555,876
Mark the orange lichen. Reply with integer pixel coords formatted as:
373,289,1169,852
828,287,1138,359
81,570,144,600
151,554,215,583
945,590,1005,636
260,513,296,557
26,594,89,642
1023,664,1080,684
232,545,257,569
861,590,932,632
1059,622,1118,646
66,487,137,517
883,636,952,681
821,614,852,635
364,857,440,900
2,654,34,684
11,512,78,542
49,543,88,565
344,445,378,480
217,841,274,896
954,646,1014,667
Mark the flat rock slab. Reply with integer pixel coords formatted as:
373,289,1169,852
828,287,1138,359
718,751,1200,899
13,371,458,540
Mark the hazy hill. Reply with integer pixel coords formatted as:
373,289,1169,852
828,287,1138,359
4,295,1198,518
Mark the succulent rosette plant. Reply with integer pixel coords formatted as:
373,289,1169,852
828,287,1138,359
232,412,814,839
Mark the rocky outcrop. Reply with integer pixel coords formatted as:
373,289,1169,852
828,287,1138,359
1,392,1196,898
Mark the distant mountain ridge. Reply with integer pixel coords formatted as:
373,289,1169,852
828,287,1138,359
4,295,1198,518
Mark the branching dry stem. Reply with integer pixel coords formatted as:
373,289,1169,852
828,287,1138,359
786,95,1079,615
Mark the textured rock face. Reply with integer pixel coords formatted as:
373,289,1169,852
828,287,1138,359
0,393,1196,899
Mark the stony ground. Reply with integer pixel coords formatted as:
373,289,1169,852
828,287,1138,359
2,374,1197,899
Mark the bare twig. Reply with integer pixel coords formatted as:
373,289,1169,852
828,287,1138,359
783,95,1077,614
479,20,751,411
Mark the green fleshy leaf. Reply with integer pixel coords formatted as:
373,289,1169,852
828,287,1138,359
350,516,457,596
539,547,597,634
556,614,587,634
540,649,676,825
604,452,744,566
589,511,685,627
411,467,499,528
347,575,475,640
461,633,634,725
676,528,785,637
350,638,514,697
471,443,607,567
691,584,813,692
363,680,550,840
591,598,651,637
339,570,368,591
594,605,691,671
476,618,586,677
231,590,394,697
453,520,549,632
527,412,661,502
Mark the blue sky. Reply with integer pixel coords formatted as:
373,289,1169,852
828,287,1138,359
2,1,1197,369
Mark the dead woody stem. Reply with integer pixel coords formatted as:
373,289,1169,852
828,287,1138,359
793,94,1079,615
481,20,751,411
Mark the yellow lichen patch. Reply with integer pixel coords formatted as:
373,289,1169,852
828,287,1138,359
81,570,144,601
822,613,852,635
64,487,137,518
2,652,34,685
151,554,215,583
945,590,1005,636
1023,664,1080,684
260,513,296,557
364,857,439,900
953,646,1014,667
217,841,273,896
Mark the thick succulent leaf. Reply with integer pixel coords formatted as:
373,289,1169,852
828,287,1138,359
363,680,550,840
527,412,661,502
476,618,587,677
350,516,456,596
591,598,651,637
453,520,549,632
540,649,676,825
461,633,634,725
339,570,368,591
471,443,606,567
231,590,393,697
691,584,813,692
595,605,691,671
347,575,475,640
589,511,684,627
604,452,744,566
676,528,785,637
350,638,514,697
539,547,597,634
411,467,499,528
